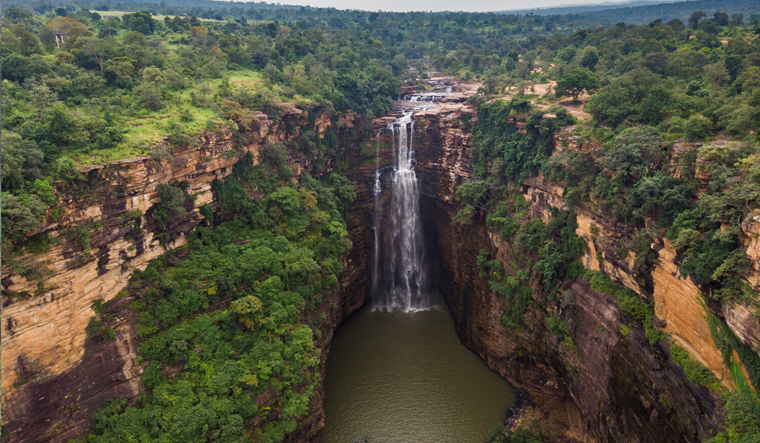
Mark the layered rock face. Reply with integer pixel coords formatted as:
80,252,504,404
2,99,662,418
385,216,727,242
4,81,757,443
412,111,730,442
0,108,375,442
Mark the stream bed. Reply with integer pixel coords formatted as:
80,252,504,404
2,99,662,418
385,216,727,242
320,294,516,443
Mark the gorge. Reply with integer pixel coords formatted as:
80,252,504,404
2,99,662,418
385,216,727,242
320,296,517,443
8,4,760,442
0,78,756,443
319,100,517,442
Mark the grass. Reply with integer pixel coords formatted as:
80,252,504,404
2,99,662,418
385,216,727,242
72,71,269,165
71,145,152,165
226,70,266,87
91,10,222,22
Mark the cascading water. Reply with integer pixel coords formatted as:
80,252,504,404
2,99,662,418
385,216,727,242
374,112,429,312
322,82,517,443
372,133,382,299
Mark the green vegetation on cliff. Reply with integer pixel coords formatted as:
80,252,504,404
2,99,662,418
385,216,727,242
0,5,397,260
76,154,355,442
6,0,760,441
464,12,760,332
457,11,760,442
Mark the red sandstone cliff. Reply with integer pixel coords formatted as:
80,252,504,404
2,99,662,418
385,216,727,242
3,81,758,442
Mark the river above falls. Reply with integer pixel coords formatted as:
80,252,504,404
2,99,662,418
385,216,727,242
320,293,516,443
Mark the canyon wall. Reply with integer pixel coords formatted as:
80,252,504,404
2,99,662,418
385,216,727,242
4,81,759,442
0,107,376,442
412,110,732,442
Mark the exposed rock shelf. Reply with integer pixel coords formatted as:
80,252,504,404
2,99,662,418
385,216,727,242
0,107,371,442
3,78,759,442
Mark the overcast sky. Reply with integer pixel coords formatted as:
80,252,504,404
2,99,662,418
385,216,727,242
253,0,644,13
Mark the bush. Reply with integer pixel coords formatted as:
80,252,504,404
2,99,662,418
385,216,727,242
670,344,721,390
148,183,190,243
2,191,48,244
489,422,544,443
586,270,667,345
685,114,713,140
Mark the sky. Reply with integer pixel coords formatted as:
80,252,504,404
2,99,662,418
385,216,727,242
249,0,649,13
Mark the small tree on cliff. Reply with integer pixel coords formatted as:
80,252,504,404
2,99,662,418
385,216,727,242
555,68,600,103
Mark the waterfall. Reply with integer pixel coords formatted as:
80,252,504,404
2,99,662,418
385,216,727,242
374,112,429,312
372,133,382,299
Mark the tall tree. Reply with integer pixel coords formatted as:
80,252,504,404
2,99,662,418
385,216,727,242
555,68,600,102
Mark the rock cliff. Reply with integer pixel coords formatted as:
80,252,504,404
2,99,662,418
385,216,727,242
0,106,374,442
412,107,733,441
4,80,758,442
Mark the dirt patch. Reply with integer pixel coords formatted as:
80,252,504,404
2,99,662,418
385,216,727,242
558,95,592,121
233,79,261,86
529,82,555,97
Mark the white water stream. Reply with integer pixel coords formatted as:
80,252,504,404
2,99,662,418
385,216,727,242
374,112,429,311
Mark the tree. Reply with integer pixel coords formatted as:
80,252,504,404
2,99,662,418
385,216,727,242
167,16,189,32
558,47,576,63
136,67,169,111
26,80,62,122
190,26,209,46
704,61,730,88
666,18,685,32
628,172,689,223
105,56,137,88
2,132,25,191
221,100,254,128
123,11,157,35
689,11,707,29
685,114,712,139
149,183,189,237
555,68,600,102
391,54,408,76
640,85,672,125
724,104,758,136
98,19,120,38
74,37,113,76
713,11,729,27
700,19,720,35
230,295,264,329
3,24,44,56
603,126,663,187
2,192,48,243
46,16,90,48
580,46,599,70
586,68,662,125
4,7,36,26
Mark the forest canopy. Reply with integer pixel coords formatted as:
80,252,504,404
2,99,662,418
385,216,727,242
5,0,760,441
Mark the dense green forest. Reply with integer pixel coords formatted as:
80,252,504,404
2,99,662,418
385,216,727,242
454,9,760,443
5,0,760,441
1,4,402,259
78,154,357,441
513,0,760,25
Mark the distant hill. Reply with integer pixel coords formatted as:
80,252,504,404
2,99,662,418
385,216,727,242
505,0,681,16
510,0,760,25
6,0,760,27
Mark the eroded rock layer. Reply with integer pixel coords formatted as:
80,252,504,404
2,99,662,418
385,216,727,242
4,81,758,442
0,107,374,442
412,108,729,442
